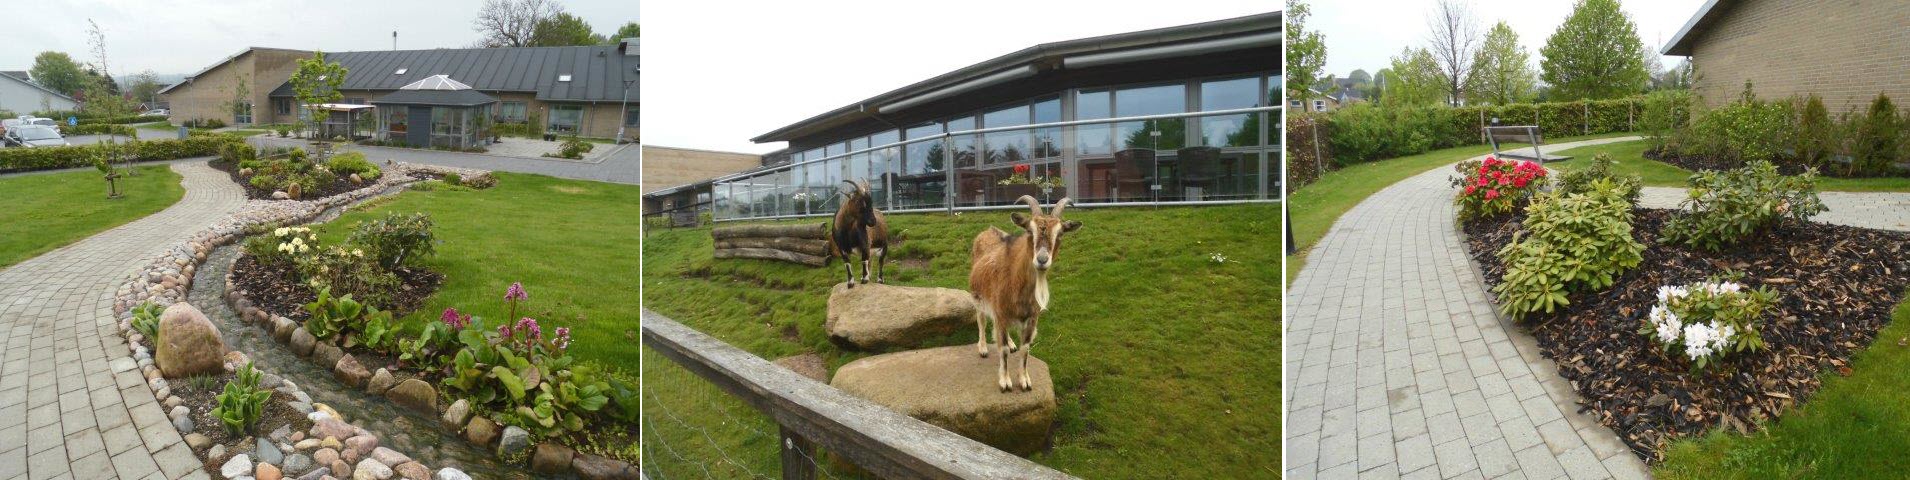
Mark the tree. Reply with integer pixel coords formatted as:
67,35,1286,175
223,71,251,126
612,22,639,40
128,70,162,108
1426,0,1480,105
29,51,86,97
1365,68,1392,103
289,51,347,139
1640,46,1665,90
1285,1,1328,104
1347,69,1372,87
1466,21,1536,105
473,0,561,48
1540,0,1649,100
528,12,603,46
1384,47,1446,108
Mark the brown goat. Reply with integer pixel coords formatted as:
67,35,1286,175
831,179,890,287
970,195,1082,392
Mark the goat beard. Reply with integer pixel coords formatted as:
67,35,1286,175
1033,269,1051,312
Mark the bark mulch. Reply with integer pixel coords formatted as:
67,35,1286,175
230,253,443,320
207,158,366,200
1463,208,1910,462
1642,147,1895,178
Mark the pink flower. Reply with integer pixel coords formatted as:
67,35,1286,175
440,308,469,329
1464,185,1477,196
1514,177,1528,188
1485,189,1500,200
498,323,513,340
516,317,541,342
553,327,572,350
504,282,528,302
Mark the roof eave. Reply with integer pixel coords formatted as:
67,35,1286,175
1662,0,1729,56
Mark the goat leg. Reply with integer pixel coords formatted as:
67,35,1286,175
859,235,872,283
1019,319,1039,391
995,320,1012,392
974,306,990,358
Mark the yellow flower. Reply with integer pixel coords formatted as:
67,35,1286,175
352,249,364,257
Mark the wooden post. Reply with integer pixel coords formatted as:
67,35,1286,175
781,427,818,480
1310,119,1323,176
1583,103,1589,135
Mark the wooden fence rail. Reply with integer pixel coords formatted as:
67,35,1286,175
642,310,1079,480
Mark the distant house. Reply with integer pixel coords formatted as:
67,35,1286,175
1289,88,1342,112
1663,0,1910,112
160,40,640,141
0,71,79,114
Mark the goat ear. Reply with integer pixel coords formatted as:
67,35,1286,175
1010,213,1030,228
1062,220,1082,232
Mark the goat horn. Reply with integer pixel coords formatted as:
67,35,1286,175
1016,195,1041,215
1051,197,1073,217
839,180,858,193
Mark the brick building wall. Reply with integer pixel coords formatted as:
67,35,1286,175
1687,0,1910,113
640,146,761,196
162,48,311,126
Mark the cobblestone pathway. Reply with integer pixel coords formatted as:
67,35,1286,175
1285,137,1651,479
0,160,243,480
1641,186,1910,232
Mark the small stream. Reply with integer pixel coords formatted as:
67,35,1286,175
187,194,539,477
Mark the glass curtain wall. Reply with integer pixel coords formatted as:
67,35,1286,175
709,73,1276,221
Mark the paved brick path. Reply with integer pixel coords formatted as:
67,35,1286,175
1641,187,1910,232
1285,137,1650,480
0,160,242,480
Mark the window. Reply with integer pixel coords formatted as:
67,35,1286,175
1199,77,1262,148
548,105,582,133
624,106,638,127
498,101,526,122
1290,99,1302,108
394,68,407,75
558,74,572,82
1114,83,1185,151
1313,100,1326,111
343,98,366,106
982,103,1029,165
275,98,291,115
1076,90,1113,156
234,101,253,125
386,108,408,134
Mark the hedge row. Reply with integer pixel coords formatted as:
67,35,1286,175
1285,115,1333,191
60,124,137,137
0,135,242,172
76,114,169,125
1294,98,1646,167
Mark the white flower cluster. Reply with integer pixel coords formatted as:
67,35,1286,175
1209,252,1229,264
1648,281,1745,361
274,226,317,255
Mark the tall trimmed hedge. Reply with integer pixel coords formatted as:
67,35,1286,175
0,135,242,172
60,124,137,137
76,114,169,125
1309,97,1645,165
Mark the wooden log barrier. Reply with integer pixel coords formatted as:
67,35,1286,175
715,237,832,257
712,223,829,240
714,247,830,267
711,222,835,267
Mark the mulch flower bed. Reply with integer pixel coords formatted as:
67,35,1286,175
207,158,368,200
1464,208,1910,462
229,253,443,320
1643,146,1890,178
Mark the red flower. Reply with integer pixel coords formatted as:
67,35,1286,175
1513,177,1528,188
1484,189,1500,200
1014,164,1030,175
1464,185,1477,196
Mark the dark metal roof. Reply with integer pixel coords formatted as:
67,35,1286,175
750,11,1279,144
1663,0,1732,56
370,89,498,107
262,40,639,103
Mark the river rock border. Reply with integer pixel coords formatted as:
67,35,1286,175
215,171,639,478
111,163,492,480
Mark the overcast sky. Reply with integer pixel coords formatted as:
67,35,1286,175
1305,0,1705,81
0,0,636,76
641,0,1274,154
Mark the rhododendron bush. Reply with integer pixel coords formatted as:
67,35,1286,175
1639,273,1777,370
1452,156,1547,220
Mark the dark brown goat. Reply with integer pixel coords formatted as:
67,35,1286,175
831,179,890,286
970,195,1081,392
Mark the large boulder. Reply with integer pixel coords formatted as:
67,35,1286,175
155,303,226,378
825,282,976,351
386,379,438,414
830,345,1056,456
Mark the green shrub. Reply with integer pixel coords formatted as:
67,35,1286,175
1662,161,1827,251
218,141,255,164
75,114,168,125
130,302,163,340
62,124,136,136
442,173,462,186
326,151,382,180
0,136,239,172
211,363,271,435
1681,83,1790,167
1639,273,1777,370
1790,94,1836,170
1849,93,1902,176
1555,152,1642,204
295,247,401,308
1322,97,1646,164
347,212,435,269
1493,180,1644,321
1640,90,1693,150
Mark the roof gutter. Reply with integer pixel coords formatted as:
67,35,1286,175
876,65,1038,114
1063,31,1279,69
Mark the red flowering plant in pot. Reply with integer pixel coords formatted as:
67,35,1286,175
1452,156,1548,220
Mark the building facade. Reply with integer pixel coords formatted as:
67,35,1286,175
161,41,640,141
640,146,764,214
698,12,1279,222
0,71,83,114
1663,0,1910,112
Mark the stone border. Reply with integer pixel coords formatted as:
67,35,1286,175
214,168,638,478
109,162,493,480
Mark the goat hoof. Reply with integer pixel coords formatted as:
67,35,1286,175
977,343,990,357
998,377,1012,392
1019,374,1033,391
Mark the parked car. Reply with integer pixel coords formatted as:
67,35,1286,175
2,125,69,148
22,117,58,127
143,109,169,116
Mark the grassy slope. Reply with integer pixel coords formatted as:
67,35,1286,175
642,204,1281,479
1550,139,1910,192
1285,131,1641,283
312,173,641,374
0,165,183,268
1655,293,1910,479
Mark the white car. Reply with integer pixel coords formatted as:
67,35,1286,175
2,125,69,148
143,109,169,116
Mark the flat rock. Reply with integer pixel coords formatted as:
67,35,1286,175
334,355,370,388
825,282,976,351
497,426,531,456
433,468,472,480
184,433,212,451
352,458,392,480
366,369,395,395
283,453,316,476
439,399,470,430
156,303,226,377
531,442,574,473
386,379,437,414
393,461,429,480
257,436,285,464
222,454,254,478
772,353,829,382
830,345,1056,455
257,463,283,480
462,417,498,446
571,454,639,480
369,447,409,467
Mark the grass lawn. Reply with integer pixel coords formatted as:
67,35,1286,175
1550,139,1910,192
642,204,1280,478
0,165,183,269
1654,292,1910,478
310,173,641,375
1285,131,1641,283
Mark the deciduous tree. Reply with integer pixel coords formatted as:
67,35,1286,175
29,51,86,98
290,52,348,139
1466,21,1535,105
1385,48,1446,108
528,12,604,46
1426,0,1480,106
473,0,561,48
611,22,639,40
1285,1,1328,105
1540,0,1649,100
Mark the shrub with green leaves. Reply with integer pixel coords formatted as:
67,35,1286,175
1555,152,1642,204
1793,94,1835,170
1640,90,1693,151
1493,180,1644,321
1639,273,1777,370
325,151,382,180
346,212,435,269
1849,93,1902,176
1662,161,1827,251
441,173,462,186
211,363,272,435
1680,82,1790,166
131,302,163,339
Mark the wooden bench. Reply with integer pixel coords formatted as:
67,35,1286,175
1483,125,1571,163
